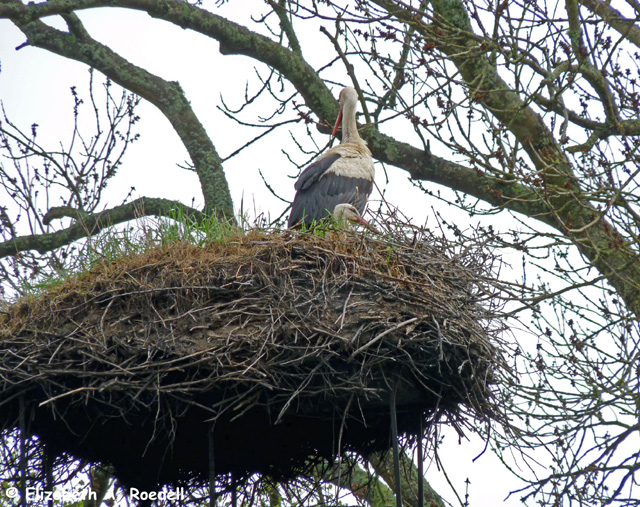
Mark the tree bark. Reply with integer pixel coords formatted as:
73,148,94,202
368,451,446,507
0,197,202,258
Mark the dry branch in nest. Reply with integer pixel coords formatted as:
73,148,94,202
0,223,510,490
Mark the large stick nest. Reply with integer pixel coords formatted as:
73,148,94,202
0,225,509,489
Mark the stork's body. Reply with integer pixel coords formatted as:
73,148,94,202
288,87,374,228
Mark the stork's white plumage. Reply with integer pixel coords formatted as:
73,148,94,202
288,87,375,227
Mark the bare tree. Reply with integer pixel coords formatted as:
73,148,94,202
2,0,640,506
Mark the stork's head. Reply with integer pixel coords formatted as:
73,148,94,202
332,203,374,230
332,87,359,140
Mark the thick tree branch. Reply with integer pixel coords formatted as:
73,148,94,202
566,0,621,123
372,0,640,319
0,0,340,128
4,0,233,219
317,459,397,507
368,450,446,507
580,0,640,49
42,206,90,226
269,0,303,55
0,197,203,259
136,0,339,124
366,130,555,225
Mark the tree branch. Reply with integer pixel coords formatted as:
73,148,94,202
317,458,397,507
566,0,621,123
1,0,340,128
580,0,640,49
371,0,640,320
0,197,203,259
4,0,233,219
366,130,555,225
368,450,446,507
268,0,303,55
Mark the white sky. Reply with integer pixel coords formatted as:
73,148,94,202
0,3,544,505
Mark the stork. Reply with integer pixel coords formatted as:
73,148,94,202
288,87,375,228
332,203,367,227
332,203,379,233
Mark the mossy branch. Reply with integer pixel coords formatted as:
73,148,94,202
5,2,233,219
368,451,446,507
579,0,640,49
0,197,203,259
371,0,640,320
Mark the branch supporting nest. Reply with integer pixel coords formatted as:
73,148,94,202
0,225,510,490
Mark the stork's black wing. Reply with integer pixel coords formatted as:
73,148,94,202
294,153,341,192
288,171,373,227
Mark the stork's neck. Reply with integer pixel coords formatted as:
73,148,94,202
340,97,362,144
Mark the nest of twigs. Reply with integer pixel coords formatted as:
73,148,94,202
0,222,508,489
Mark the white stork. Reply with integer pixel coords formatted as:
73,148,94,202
288,87,374,228
332,203,370,228
331,203,379,232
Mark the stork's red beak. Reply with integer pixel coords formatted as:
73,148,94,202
331,108,343,140
351,215,380,234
